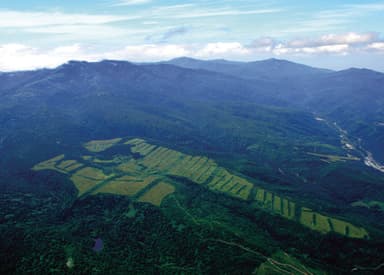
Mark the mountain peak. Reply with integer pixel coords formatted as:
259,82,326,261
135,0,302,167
165,57,331,80
169,56,199,62
335,67,384,77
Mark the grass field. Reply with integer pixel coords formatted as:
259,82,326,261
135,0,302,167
138,181,175,206
273,196,282,214
31,137,369,239
282,198,290,218
56,160,83,172
300,207,315,228
84,138,122,152
94,175,156,196
299,207,368,238
70,167,110,196
255,189,265,202
124,138,145,146
32,154,65,172
126,139,254,200
117,160,142,174
330,218,368,239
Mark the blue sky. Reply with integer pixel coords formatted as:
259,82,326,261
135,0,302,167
0,0,383,71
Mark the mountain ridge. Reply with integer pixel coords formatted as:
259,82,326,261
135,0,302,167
4,56,384,75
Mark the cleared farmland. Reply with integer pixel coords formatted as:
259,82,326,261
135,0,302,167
254,188,295,220
32,137,369,239
70,167,110,196
127,140,253,200
300,207,368,238
138,181,175,206
94,175,156,197
32,154,65,173
84,138,122,152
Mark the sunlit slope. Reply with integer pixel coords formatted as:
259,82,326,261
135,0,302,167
32,137,368,239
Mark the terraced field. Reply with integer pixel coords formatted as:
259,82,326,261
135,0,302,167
255,189,368,238
255,188,295,220
129,139,253,200
32,137,369,238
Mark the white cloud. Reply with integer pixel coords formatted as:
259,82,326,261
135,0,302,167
105,44,191,61
344,3,384,12
25,24,149,41
0,42,249,71
170,9,281,19
274,44,349,56
0,10,131,28
196,42,250,57
113,0,151,6
259,32,382,56
367,42,384,51
142,21,159,25
0,31,383,72
285,32,377,48
153,4,196,11
320,32,377,45
248,37,276,53
0,44,99,71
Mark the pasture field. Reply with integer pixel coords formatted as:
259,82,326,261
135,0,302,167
70,167,110,196
300,208,315,228
57,160,83,172
314,213,332,233
124,138,145,146
94,175,156,196
300,207,368,238
117,160,142,174
127,139,254,199
330,218,368,239
255,189,265,202
32,154,65,172
84,138,122,152
254,189,295,219
138,182,175,206
82,155,92,161
273,195,282,214
282,198,291,218
288,202,296,219
192,160,217,184
31,137,369,239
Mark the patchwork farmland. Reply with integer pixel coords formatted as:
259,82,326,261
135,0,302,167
32,137,369,239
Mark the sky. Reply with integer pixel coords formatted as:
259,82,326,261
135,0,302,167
0,0,383,71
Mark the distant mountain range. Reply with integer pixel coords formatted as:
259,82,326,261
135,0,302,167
164,57,384,163
1,57,383,162
164,57,332,81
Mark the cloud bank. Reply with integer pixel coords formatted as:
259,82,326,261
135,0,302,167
0,32,383,72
